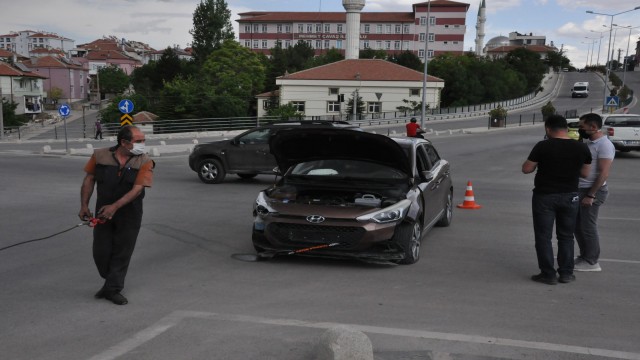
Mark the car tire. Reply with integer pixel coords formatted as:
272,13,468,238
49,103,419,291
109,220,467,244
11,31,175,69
436,190,453,227
197,158,226,184
394,221,422,265
238,173,258,179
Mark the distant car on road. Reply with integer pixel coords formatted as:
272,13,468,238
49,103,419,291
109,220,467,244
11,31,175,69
252,128,453,265
188,121,360,184
602,114,640,152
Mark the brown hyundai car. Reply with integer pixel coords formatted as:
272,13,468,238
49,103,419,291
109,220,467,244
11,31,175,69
252,128,453,264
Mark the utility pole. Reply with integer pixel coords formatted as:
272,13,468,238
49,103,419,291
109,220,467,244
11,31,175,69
0,88,4,141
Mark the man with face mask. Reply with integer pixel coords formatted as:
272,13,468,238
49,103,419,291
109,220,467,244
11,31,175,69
574,113,615,272
79,125,155,305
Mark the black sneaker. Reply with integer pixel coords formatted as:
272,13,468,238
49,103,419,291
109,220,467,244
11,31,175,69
105,292,128,305
531,273,558,285
559,274,576,283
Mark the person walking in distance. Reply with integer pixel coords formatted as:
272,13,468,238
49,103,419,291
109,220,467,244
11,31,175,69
406,117,424,138
95,119,103,140
522,115,591,285
79,126,155,305
574,113,615,272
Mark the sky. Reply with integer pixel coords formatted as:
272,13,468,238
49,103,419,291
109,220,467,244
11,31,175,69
1,0,639,69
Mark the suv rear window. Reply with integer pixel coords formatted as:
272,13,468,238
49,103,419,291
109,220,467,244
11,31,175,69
604,116,640,127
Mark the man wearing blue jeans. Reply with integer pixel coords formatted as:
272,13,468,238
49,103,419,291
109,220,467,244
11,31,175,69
574,113,615,272
523,115,591,285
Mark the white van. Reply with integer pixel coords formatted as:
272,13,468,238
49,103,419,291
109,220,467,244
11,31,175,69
571,82,589,98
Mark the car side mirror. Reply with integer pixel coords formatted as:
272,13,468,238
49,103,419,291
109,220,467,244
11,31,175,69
421,170,434,182
272,167,282,175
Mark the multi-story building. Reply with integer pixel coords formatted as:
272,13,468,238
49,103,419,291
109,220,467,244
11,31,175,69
0,61,47,115
237,0,470,61
0,30,74,58
23,56,88,104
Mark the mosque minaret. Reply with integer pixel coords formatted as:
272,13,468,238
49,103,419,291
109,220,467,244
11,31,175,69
342,0,366,59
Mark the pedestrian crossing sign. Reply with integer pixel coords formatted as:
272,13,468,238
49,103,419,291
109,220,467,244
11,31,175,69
606,96,619,107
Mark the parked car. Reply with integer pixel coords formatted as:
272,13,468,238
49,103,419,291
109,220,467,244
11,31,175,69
567,119,580,140
602,114,640,152
252,128,453,265
188,121,360,184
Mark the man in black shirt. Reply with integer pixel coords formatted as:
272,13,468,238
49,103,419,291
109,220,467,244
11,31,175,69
522,115,591,285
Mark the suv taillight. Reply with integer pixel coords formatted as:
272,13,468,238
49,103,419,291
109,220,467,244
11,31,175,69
607,127,614,136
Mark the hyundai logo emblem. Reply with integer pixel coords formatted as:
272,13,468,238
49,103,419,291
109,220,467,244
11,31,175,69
306,215,325,223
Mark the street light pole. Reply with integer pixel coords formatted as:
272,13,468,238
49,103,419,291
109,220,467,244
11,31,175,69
420,0,431,128
586,6,640,111
590,29,606,67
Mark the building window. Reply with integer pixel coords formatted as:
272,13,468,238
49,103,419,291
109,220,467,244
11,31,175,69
376,41,382,49
428,33,434,42
328,88,339,95
316,24,322,33
403,41,409,50
263,100,272,110
419,33,425,42
285,25,291,33
385,41,391,50
328,101,340,112
324,40,330,49
253,40,259,49
430,17,436,26
253,24,259,33
394,41,400,50
315,40,321,49
336,40,342,49
368,102,381,113
262,40,268,48
363,40,370,49
395,25,401,34
244,25,251,33
277,24,283,33
376,24,383,34
420,17,426,25
364,24,370,33
325,24,331,32
307,24,313,33
418,49,425,58
404,24,410,33
410,89,420,96
386,24,392,34
245,40,251,47
292,101,305,113
285,40,291,48
337,24,343,33
427,49,434,58
298,24,304,33
276,40,282,47
262,24,268,33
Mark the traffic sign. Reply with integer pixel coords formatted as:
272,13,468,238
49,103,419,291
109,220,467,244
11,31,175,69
58,104,70,117
120,114,133,126
606,96,619,107
118,99,134,114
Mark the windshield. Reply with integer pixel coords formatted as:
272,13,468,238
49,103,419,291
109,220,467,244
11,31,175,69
574,86,587,91
604,116,640,126
290,159,406,179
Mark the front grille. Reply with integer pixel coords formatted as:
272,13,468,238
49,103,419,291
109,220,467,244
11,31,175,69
268,223,364,248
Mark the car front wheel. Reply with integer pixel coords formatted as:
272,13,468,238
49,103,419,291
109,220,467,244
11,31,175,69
394,221,422,265
197,158,226,184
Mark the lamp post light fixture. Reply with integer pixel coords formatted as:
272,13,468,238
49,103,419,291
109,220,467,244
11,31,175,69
590,29,607,67
586,6,640,111
583,37,598,67
612,24,640,90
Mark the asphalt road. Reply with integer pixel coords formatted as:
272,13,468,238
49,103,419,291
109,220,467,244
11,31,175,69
1,121,639,359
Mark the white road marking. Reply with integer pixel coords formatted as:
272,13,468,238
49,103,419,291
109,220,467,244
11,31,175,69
88,310,640,360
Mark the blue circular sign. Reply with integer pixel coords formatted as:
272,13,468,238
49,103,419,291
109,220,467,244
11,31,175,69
118,99,134,114
58,104,70,117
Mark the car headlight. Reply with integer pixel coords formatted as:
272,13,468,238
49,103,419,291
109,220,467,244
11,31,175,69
255,192,278,217
356,199,411,224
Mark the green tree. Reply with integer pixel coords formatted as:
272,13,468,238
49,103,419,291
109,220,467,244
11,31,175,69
286,41,315,72
2,99,21,127
541,101,556,120
156,47,183,85
346,92,365,117
395,50,423,72
131,61,158,96
190,0,235,64
396,99,427,112
504,48,546,92
48,87,64,104
359,48,388,60
98,65,130,95
267,102,303,120
311,48,344,67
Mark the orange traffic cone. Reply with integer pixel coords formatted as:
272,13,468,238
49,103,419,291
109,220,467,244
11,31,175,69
457,181,482,209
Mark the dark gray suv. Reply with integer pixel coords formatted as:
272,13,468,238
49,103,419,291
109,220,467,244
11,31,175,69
188,121,360,184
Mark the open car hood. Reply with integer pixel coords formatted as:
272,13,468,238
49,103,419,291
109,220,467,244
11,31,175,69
269,128,412,176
